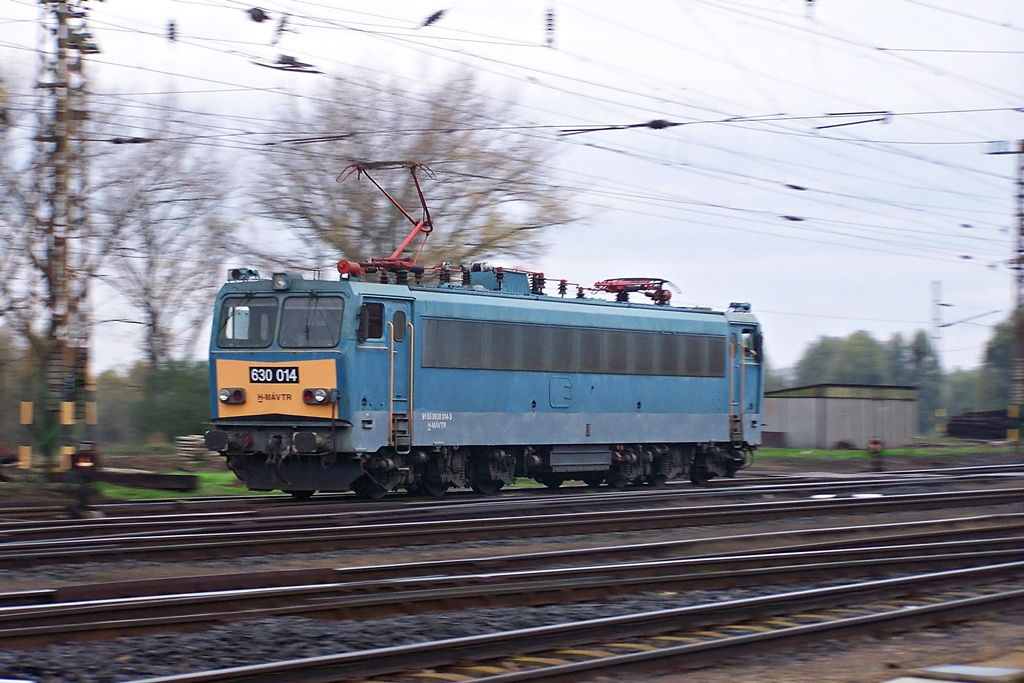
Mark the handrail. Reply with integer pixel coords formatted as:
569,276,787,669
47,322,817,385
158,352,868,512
387,321,395,447
407,321,415,445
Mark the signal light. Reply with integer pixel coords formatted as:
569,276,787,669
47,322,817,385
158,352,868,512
219,388,246,404
228,268,259,282
303,388,330,405
272,272,291,290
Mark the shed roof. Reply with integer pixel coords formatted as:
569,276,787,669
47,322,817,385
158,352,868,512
766,384,917,401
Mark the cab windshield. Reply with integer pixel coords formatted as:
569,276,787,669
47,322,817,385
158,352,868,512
279,295,345,348
217,296,278,348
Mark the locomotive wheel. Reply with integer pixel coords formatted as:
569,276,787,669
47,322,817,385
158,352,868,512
285,490,315,501
421,478,450,498
539,474,564,489
689,466,710,486
647,473,668,487
606,475,629,490
471,478,504,495
581,473,604,488
355,478,388,500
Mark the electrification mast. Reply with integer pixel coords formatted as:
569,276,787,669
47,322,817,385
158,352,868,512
989,141,1024,408
35,1,98,468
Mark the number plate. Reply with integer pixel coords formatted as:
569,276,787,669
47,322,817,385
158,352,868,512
249,366,300,384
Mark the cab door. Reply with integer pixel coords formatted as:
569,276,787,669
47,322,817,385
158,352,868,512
728,323,763,445
357,297,414,453
728,329,744,444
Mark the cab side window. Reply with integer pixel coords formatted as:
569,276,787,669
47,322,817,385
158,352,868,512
393,310,407,342
741,328,761,361
359,303,385,342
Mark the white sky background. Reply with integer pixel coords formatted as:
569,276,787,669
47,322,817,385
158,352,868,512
2,0,1022,374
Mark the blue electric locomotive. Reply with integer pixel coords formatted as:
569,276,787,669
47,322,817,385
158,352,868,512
204,163,764,498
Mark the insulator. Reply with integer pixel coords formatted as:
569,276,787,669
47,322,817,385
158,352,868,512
558,279,568,297
576,286,585,299
396,269,408,285
439,263,451,285
616,291,629,302
461,265,471,287
379,269,389,284
495,267,504,286
530,273,545,294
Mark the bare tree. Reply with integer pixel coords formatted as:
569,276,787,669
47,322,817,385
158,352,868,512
253,72,576,268
89,104,235,366
0,61,114,463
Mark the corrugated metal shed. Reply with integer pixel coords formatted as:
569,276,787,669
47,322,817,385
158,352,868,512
763,384,918,450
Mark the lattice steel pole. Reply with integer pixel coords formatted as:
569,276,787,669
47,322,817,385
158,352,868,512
1012,142,1024,452
36,0,99,470
989,141,1024,450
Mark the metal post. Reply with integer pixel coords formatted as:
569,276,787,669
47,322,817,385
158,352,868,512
19,401,33,469
1014,142,1024,407
36,1,98,470
987,141,1024,449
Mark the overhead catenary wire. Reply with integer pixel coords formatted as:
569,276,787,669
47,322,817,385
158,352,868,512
4,2,1019,325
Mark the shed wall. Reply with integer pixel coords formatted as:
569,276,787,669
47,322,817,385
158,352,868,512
764,396,917,449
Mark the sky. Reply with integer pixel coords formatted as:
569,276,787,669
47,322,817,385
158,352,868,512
2,0,1023,374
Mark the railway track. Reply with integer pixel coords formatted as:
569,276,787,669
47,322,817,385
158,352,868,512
2,462,1020,524
3,515,1023,647
5,473,1023,542
1,487,1021,568
117,564,1024,683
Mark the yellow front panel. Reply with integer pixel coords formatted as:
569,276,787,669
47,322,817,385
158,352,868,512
216,358,338,419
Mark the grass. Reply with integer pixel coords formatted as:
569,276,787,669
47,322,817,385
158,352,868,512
95,470,270,500
756,443,1012,460
102,443,179,456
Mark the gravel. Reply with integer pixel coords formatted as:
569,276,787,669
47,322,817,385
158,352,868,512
0,586,788,682
3,451,1021,682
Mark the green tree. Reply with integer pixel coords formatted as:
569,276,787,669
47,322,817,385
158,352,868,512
764,352,793,392
0,326,30,451
884,333,910,386
130,361,210,442
980,318,1012,410
830,331,886,385
794,336,842,387
95,366,144,444
945,368,983,417
905,331,942,432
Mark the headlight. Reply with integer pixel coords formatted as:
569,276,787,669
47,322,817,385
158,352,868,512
219,388,245,404
303,388,330,405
